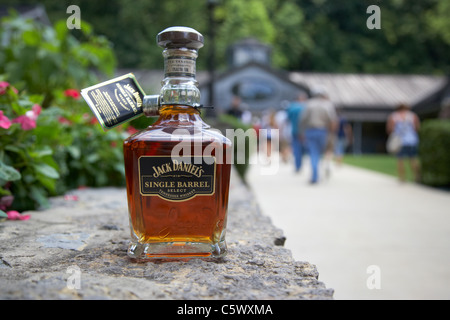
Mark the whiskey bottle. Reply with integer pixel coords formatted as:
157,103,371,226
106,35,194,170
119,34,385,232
122,27,232,259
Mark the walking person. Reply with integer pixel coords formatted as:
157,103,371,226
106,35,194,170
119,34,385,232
275,102,291,163
386,103,421,182
301,87,337,184
287,93,307,173
334,110,353,166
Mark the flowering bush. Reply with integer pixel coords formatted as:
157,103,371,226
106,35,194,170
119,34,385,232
0,80,56,214
0,13,124,220
0,81,127,215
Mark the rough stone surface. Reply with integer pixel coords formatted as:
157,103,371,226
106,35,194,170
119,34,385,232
0,170,333,300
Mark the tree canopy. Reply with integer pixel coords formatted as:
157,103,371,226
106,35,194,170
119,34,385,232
2,0,449,74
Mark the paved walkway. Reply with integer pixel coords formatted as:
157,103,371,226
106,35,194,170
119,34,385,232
247,154,450,300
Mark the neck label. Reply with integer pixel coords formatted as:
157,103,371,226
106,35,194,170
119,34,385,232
81,73,145,130
165,56,196,78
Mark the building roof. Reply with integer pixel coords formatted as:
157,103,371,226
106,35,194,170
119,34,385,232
289,72,446,109
0,4,50,25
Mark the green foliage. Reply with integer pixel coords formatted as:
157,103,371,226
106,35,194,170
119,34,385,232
26,0,449,74
0,87,58,211
0,12,115,107
419,120,450,187
343,154,413,181
218,114,254,182
296,0,450,74
0,13,124,215
0,83,127,212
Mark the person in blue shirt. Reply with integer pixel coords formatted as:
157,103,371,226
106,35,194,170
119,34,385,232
286,93,307,173
334,110,352,165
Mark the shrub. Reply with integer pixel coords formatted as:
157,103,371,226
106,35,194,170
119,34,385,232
419,119,450,187
218,114,255,182
0,13,125,217
0,81,127,213
0,13,115,108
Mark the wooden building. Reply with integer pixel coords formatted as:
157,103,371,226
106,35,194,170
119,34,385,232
289,72,446,153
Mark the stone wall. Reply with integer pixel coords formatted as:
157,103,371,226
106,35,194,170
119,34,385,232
0,170,333,300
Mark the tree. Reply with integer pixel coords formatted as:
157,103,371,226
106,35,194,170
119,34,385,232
2,0,449,74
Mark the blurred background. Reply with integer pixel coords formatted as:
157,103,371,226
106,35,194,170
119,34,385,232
0,0,449,299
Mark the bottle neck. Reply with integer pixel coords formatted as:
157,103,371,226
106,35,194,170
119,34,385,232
160,48,201,107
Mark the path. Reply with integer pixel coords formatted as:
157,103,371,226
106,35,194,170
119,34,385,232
247,154,450,300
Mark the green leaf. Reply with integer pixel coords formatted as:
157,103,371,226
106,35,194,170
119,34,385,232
0,162,21,181
4,145,25,156
22,29,40,46
36,173,57,194
33,163,60,179
0,210,7,219
30,146,53,159
29,185,49,209
54,20,68,42
66,146,81,160
0,187,12,197
86,153,100,163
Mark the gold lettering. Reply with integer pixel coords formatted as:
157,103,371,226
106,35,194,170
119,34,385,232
123,84,142,112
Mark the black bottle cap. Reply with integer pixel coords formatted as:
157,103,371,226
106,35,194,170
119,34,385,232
157,26,204,50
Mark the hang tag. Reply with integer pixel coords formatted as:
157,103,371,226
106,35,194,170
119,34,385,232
81,73,145,130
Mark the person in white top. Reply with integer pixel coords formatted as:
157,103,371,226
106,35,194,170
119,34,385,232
386,103,421,182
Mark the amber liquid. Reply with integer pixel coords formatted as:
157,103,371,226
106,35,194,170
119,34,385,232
123,106,231,258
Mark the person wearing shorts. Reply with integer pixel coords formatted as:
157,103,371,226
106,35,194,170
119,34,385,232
386,103,421,182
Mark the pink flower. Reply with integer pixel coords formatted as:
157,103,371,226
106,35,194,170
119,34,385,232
12,104,41,130
0,82,9,94
127,126,138,135
32,104,42,116
6,210,31,221
0,195,14,211
0,110,12,129
64,89,80,99
0,81,18,95
58,116,71,125
12,115,36,130
64,195,79,201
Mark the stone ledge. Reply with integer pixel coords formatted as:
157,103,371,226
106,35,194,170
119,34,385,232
0,170,333,300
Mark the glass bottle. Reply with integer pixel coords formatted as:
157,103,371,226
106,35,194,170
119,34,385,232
123,27,232,259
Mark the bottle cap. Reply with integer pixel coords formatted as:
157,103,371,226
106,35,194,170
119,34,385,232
157,26,204,50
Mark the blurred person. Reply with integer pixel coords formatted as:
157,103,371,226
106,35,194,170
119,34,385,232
287,93,307,172
275,101,291,163
323,123,336,179
241,104,252,125
334,110,353,165
386,103,421,182
227,95,244,119
301,86,337,184
260,109,278,163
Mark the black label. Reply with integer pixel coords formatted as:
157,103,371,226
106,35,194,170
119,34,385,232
81,73,145,130
139,156,216,201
